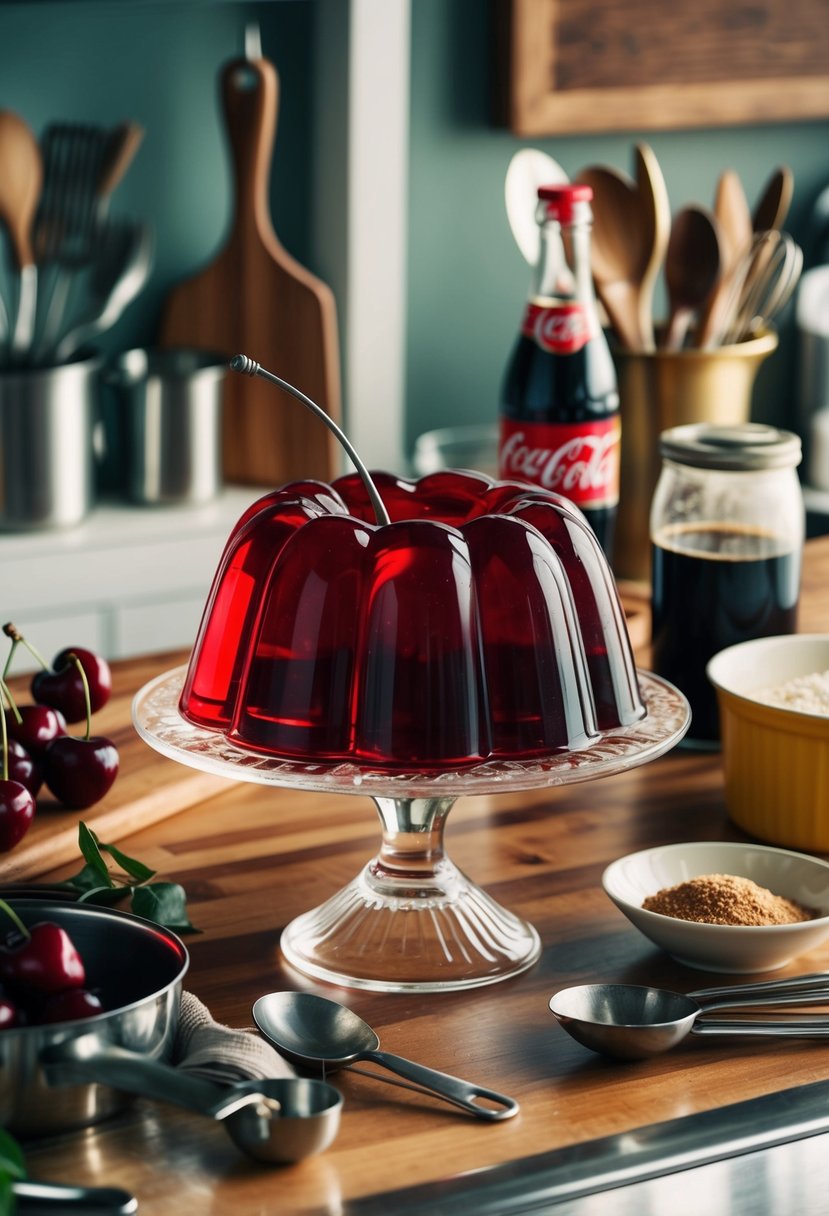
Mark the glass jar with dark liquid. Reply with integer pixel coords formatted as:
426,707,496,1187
650,423,804,748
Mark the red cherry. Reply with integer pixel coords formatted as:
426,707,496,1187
32,646,112,723
1,921,85,993
40,988,103,1024
0,992,18,1029
7,738,42,798
6,704,66,756
41,735,119,809
0,779,35,852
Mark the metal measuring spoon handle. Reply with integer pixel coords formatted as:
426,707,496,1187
690,972,829,1011
693,1016,829,1038
360,1050,519,1121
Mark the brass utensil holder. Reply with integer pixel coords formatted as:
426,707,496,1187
612,329,778,581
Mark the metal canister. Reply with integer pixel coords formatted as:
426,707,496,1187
0,355,100,530
649,422,804,749
102,348,226,505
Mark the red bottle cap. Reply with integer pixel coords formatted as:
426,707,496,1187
537,183,593,223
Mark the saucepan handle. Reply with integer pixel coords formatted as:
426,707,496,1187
12,1179,137,1214
40,1034,235,1119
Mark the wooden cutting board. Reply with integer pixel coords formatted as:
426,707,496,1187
158,53,341,487
0,652,230,883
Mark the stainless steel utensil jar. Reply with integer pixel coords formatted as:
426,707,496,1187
0,355,100,530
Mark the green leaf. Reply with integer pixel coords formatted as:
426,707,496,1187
59,862,115,894
77,885,132,907
0,1176,13,1216
130,883,199,934
76,823,114,886
0,1126,26,1211
0,1128,25,1179
98,841,156,883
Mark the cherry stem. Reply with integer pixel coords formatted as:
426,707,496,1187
229,354,392,528
0,897,30,941
0,679,9,783
69,654,93,742
2,622,50,681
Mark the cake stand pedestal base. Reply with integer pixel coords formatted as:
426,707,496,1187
280,796,541,992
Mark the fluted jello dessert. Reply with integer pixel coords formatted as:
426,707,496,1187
179,467,645,769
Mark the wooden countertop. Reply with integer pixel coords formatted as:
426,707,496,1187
12,537,829,1214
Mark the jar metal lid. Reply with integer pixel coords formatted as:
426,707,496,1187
659,423,802,471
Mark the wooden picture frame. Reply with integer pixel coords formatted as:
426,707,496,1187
492,0,829,136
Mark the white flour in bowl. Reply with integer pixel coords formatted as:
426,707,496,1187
755,669,829,716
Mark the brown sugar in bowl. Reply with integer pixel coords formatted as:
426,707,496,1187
602,841,829,972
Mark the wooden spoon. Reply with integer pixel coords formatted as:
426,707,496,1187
752,166,794,233
663,206,722,351
632,142,670,352
576,164,648,351
695,170,753,347
0,109,43,357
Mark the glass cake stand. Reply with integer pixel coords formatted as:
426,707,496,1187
133,667,689,993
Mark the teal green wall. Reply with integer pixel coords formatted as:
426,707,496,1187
0,1,315,354
406,0,829,452
2,0,828,459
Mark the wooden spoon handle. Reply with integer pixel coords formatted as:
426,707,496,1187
598,280,644,352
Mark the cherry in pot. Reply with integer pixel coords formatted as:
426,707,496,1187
0,921,86,993
41,988,103,1024
0,986,18,1029
32,646,112,724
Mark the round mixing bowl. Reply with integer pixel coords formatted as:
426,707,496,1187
707,634,829,850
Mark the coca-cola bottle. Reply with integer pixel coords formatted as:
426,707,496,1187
498,183,620,556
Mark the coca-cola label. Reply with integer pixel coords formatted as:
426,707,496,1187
520,302,593,354
498,418,621,507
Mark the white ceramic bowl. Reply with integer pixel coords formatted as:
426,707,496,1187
602,841,829,973
707,634,829,851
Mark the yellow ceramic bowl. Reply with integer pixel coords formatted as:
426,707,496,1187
707,635,829,851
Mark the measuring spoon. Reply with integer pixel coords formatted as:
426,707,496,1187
550,974,829,1060
253,991,519,1121
42,1034,342,1164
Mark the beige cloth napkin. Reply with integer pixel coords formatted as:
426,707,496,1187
172,990,295,1084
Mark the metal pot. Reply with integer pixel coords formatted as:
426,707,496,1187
0,900,188,1138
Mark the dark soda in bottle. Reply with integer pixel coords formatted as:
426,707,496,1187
498,183,620,557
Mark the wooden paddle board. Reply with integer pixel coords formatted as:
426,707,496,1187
158,54,341,487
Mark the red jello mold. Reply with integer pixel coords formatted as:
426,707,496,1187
179,470,645,769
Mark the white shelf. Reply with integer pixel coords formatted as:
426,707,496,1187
0,487,268,668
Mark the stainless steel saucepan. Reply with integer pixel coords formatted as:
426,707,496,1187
0,900,188,1138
